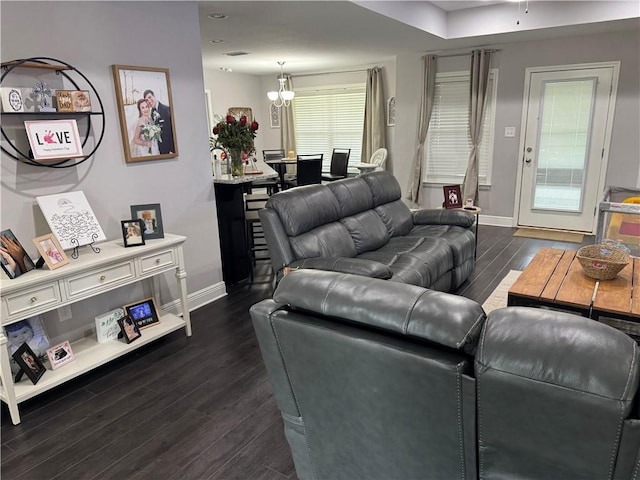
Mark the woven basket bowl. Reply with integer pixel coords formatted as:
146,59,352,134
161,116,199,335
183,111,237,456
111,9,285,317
576,244,630,280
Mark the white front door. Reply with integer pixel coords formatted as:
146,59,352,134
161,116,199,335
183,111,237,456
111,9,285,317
517,64,618,232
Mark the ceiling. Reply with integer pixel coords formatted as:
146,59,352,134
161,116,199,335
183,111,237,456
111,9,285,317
198,1,639,76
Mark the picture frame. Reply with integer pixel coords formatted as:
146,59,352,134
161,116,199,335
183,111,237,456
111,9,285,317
36,191,107,250
227,107,252,123
1,87,24,112
46,340,75,370
1,229,36,279
12,343,46,385
112,65,178,163
130,203,164,240
32,234,69,270
121,219,145,247
24,119,84,161
117,315,141,344
4,316,50,374
387,96,396,127
55,90,74,112
443,185,463,209
123,297,160,329
95,307,125,343
269,103,281,129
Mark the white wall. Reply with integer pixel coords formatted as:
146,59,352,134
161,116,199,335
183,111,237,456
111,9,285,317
1,2,223,329
394,28,640,218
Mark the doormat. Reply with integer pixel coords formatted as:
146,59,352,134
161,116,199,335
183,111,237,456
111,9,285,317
513,228,584,243
482,270,522,314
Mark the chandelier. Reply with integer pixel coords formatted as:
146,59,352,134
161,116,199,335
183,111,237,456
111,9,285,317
267,61,294,108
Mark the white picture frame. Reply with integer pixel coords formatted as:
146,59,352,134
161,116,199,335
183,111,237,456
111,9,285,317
270,103,281,129
95,308,125,343
36,191,106,250
1,87,24,112
387,96,396,127
24,119,83,161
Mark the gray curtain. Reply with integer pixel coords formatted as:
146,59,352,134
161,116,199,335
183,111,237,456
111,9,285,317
362,66,386,163
280,74,297,175
407,54,437,206
462,49,492,205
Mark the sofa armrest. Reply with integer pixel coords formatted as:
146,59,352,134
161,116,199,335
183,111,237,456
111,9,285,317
289,257,393,279
412,209,475,228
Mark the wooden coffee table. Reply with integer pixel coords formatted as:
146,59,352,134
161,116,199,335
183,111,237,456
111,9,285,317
508,247,640,325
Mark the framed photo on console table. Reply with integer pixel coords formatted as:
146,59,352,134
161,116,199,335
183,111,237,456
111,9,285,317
124,297,160,329
33,234,69,270
112,65,178,163
130,203,164,240
121,219,145,247
12,343,46,385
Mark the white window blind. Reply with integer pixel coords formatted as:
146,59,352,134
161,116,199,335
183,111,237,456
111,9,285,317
425,71,497,185
293,84,366,169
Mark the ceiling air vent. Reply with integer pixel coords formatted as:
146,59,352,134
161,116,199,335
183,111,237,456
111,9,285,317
224,51,250,57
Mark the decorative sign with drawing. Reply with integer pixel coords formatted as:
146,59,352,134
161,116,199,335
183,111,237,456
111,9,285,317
36,191,106,250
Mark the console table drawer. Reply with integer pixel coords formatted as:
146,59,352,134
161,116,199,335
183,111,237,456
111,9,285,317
65,261,135,299
4,283,61,318
140,249,175,274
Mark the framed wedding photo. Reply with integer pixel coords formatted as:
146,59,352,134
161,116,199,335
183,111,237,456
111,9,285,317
112,65,178,163
443,185,463,209
33,234,69,270
123,297,160,329
121,219,145,247
12,343,46,385
130,203,164,240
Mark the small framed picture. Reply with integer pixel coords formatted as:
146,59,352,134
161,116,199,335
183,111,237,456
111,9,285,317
46,341,75,370
12,343,46,385
32,234,69,270
130,203,164,240
269,103,280,129
443,185,463,209
123,297,160,329
117,315,141,344
1,229,36,279
121,219,145,247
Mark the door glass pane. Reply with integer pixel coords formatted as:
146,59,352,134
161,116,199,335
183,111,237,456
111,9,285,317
533,79,595,212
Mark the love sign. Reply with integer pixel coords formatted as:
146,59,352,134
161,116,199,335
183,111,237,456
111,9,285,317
24,119,83,161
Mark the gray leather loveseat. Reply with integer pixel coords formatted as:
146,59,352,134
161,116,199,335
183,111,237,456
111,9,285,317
251,269,640,480
258,171,476,291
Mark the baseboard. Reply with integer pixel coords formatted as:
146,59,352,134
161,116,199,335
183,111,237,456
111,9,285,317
161,281,227,316
478,215,513,227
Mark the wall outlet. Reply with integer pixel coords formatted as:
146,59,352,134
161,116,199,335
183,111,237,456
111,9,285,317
57,305,72,322
504,127,516,137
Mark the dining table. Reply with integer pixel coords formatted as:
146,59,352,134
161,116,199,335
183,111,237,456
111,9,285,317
265,157,297,189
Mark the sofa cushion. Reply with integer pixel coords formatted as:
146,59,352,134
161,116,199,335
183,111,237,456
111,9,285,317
327,177,374,216
409,225,475,267
375,200,414,237
361,170,402,206
267,185,341,237
386,238,453,289
340,210,390,253
273,269,486,351
290,222,357,259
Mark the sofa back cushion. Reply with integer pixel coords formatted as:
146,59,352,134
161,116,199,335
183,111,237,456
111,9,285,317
290,222,358,259
340,210,390,253
476,307,640,479
327,177,374,216
376,200,414,237
266,185,341,237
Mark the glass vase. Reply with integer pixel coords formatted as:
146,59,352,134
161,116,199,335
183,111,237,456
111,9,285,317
229,148,244,177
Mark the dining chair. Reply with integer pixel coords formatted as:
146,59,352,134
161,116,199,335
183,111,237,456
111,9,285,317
286,154,323,188
321,148,350,182
262,149,285,161
253,149,285,194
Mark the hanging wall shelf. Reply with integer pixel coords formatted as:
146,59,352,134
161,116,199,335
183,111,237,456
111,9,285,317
0,57,105,168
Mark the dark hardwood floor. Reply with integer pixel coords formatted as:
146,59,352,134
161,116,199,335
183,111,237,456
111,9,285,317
1,225,594,479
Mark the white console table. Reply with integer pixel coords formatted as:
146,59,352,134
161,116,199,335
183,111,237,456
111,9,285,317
0,233,191,425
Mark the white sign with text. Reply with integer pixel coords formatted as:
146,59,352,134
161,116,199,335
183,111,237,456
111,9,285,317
24,119,83,160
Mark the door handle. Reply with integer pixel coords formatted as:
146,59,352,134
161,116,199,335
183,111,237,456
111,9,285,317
525,158,532,163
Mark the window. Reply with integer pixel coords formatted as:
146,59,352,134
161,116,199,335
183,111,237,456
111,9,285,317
293,84,366,169
424,70,498,185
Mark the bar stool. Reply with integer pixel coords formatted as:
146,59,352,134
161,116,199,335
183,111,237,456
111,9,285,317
245,210,270,283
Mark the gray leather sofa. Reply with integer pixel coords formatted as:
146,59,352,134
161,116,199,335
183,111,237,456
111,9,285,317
251,270,640,480
258,171,476,291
